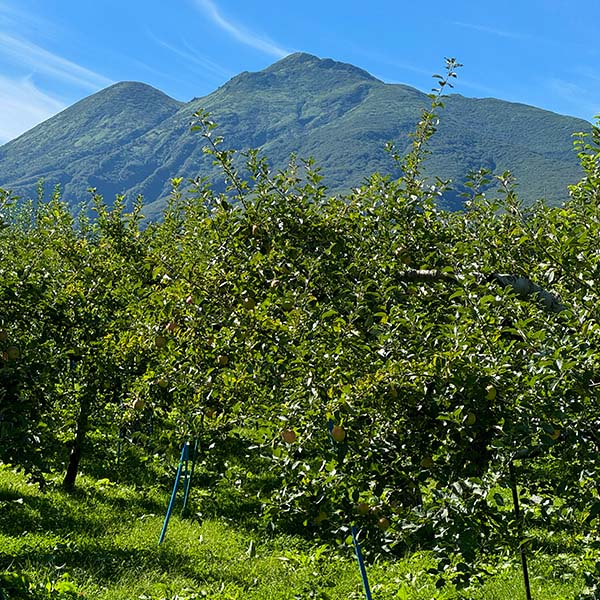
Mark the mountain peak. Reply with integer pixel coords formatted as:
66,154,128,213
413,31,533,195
266,52,381,82
219,52,381,95
91,81,180,103
0,52,589,218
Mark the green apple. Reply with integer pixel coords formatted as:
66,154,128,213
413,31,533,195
314,510,327,525
132,398,145,410
281,299,294,311
420,456,434,468
242,296,256,310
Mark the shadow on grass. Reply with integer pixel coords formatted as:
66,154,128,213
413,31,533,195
0,482,165,539
0,539,253,589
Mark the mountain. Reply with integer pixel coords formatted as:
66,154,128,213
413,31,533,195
0,82,184,210
0,53,590,219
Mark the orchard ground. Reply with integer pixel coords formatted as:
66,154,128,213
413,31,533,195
0,465,587,599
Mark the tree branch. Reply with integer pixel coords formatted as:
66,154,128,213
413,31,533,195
396,268,566,313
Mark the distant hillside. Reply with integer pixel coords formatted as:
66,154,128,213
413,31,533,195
0,53,590,219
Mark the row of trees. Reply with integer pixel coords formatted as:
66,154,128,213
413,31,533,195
2,61,600,590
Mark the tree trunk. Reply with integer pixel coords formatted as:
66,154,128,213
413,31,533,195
62,396,91,491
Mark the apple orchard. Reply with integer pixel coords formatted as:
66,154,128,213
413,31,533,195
2,70,600,589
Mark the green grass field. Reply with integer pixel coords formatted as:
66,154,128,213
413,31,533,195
0,464,587,599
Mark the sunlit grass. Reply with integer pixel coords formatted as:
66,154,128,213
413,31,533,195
0,466,585,599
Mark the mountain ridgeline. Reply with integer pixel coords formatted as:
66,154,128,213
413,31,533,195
0,53,590,219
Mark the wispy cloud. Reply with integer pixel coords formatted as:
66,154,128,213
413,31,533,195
0,74,65,143
355,51,500,96
572,65,600,85
453,21,529,41
546,77,600,120
0,0,32,27
0,32,112,90
192,0,289,58
0,0,61,41
148,32,233,80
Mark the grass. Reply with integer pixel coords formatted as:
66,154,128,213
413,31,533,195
0,464,587,599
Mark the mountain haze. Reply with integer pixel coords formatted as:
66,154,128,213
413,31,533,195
0,53,590,218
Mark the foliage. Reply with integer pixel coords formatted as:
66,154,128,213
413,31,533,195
2,59,600,593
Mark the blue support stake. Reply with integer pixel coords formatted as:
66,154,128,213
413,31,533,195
352,525,373,600
327,418,336,450
117,427,123,466
182,439,198,516
158,443,189,545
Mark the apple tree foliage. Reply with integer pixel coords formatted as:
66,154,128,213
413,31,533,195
0,188,152,489
1,58,600,590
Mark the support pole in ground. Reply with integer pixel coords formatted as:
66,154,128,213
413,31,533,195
509,460,532,600
158,442,189,545
117,427,124,466
181,438,198,516
351,525,373,600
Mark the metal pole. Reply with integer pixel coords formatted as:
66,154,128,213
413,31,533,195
509,460,532,600
351,525,373,600
182,439,198,516
159,443,188,544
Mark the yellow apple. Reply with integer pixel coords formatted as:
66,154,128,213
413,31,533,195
165,321,179,333
357,502,370,515
331,425,346,442
281,429,297,444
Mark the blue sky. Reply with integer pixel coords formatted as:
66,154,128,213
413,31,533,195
0,0,598,144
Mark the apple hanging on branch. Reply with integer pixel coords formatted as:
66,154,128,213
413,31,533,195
331,424,346,442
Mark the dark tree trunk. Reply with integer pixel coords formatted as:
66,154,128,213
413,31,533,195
63,396,91,491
